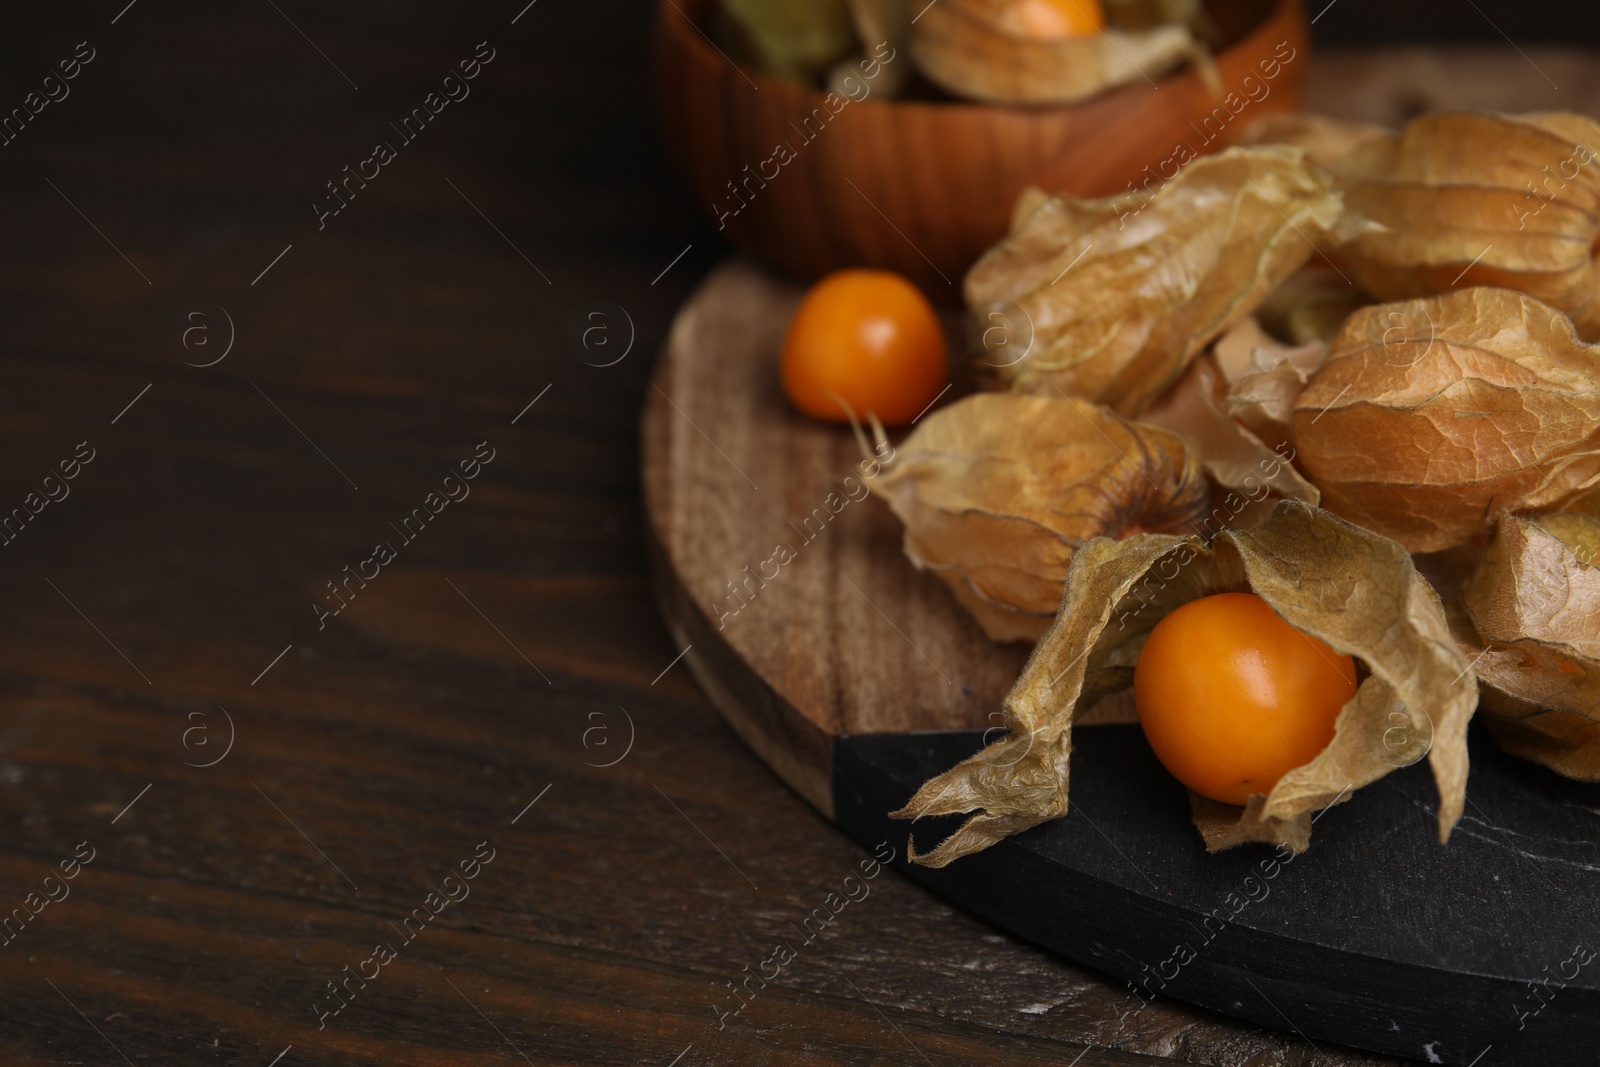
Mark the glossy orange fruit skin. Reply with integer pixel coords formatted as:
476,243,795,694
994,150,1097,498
1003,0,1106,39
1132,593,1358,806
780,269,947,427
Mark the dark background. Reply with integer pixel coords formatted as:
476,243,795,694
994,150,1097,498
1307,0,1600,44
0,2,1594,1067
0,0,1597,315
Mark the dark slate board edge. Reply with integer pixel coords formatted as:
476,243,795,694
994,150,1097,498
832,730,1596,1066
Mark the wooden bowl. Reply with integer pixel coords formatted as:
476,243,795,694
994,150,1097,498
656,0,1309,297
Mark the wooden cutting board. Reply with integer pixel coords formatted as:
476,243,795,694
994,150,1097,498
642,51,1600,1067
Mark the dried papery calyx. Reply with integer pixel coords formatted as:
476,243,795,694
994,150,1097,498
1221,316,1329,453
1293,287,1600,552
966,148,1348,416
1141,317,1324,509
1331,111,1600,338
1481,712,1600,782
891,502,1474,863
846,0,908,48
830,0,912,94
910,0,1195,105
1562,484,1600,520
870,392,1210,643
1141,354,1314,516
719,0,860,84
1458,512,1600,779
1230,112,1391,171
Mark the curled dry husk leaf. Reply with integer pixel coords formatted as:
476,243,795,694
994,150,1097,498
1332,111,1600,338
1294,287,1600,552
1458,511,1600,779
891,501,1475,865
1230,112,1391,171
871,392,1209,643
846,0,908,50
966,147,1348,415
831,0,912,95
910,0,1194,106
720,0,858,84
1141,317,1325,508
1223,316,1330,452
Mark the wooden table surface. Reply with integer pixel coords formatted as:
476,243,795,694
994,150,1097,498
1,2,1595,1064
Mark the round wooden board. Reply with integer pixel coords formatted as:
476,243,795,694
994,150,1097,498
642,49,1600,1066
644,258,1030,817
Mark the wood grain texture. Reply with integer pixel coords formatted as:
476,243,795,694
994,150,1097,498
0,0,1593,1061
656,0,1309,295
643,262,1034,814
